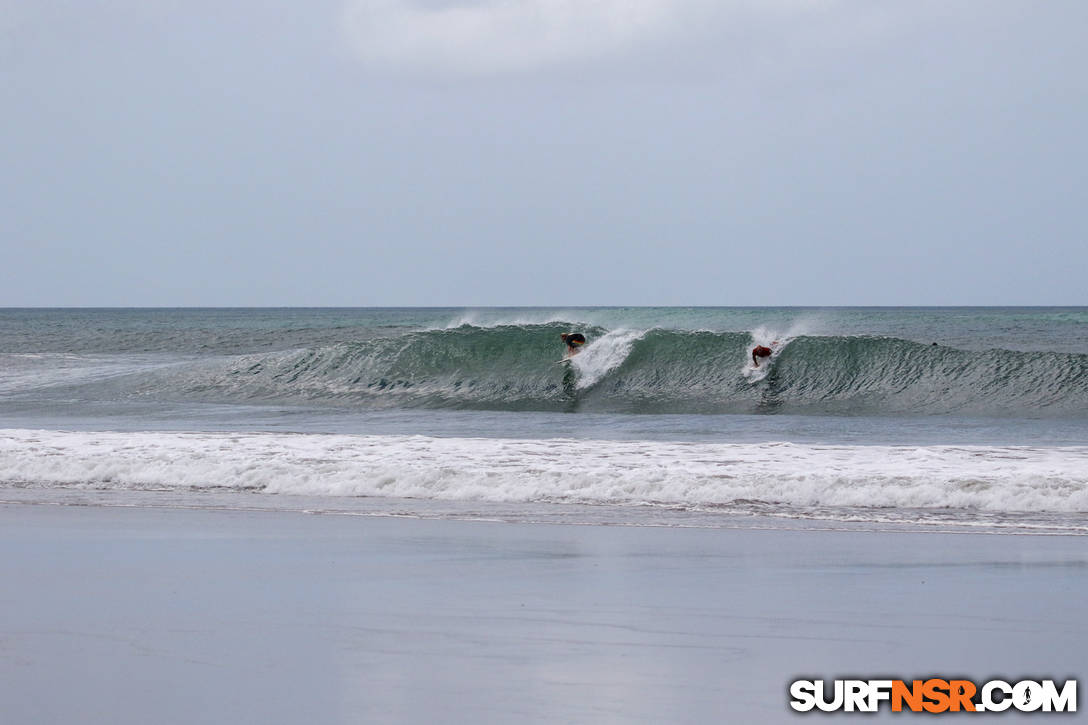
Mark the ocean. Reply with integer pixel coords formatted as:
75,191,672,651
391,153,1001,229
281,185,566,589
1,307,1086,533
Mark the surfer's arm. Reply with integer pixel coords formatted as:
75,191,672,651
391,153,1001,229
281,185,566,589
752,350,758,367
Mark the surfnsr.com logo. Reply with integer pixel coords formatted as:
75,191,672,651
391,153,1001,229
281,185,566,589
789,679,1077,713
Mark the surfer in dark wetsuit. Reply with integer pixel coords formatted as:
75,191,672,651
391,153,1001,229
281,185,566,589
561,332,586,357
752,345,773,367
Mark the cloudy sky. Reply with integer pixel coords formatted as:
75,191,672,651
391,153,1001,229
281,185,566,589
2,1,1085,306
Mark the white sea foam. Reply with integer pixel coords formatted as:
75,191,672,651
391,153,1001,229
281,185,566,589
1,429,1085,515
570,329,645,389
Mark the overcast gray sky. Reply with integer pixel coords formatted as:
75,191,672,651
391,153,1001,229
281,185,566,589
2,1,1085,306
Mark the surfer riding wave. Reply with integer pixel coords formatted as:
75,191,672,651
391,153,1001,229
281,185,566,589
752,345,773,367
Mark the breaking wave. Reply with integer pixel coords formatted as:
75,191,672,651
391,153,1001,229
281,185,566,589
14,324,1088,417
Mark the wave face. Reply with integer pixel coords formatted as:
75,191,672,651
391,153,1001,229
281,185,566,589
103,323,1086,417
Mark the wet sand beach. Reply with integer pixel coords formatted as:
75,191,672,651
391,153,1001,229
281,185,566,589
2,503,1083,723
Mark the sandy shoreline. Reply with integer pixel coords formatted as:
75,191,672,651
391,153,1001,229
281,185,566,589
1,503,1084,723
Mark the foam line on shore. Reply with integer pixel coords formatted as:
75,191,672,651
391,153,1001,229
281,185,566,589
2,429,1086,516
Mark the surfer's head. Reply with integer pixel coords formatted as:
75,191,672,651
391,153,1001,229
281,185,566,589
561,332,586,349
